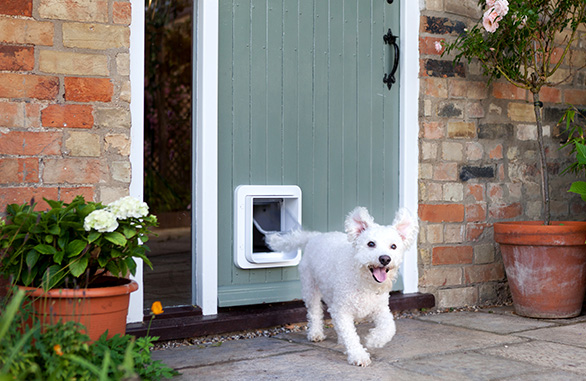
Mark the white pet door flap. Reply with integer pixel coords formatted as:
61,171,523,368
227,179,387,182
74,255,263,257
234,185,302,269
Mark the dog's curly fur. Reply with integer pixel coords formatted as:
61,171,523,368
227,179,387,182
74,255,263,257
266,207,418,366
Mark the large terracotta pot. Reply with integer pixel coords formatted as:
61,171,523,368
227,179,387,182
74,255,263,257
19,277,138,341
494,221,586,319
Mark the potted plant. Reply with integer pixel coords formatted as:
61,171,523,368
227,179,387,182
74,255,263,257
443,0,586,318
0,195,158,340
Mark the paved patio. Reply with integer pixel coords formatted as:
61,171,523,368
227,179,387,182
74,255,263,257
153,306,586,380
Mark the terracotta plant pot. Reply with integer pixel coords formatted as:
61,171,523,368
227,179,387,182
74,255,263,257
494,221,586,319
19,277,138,341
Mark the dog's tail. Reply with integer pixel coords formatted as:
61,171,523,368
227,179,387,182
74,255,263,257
265,230,319,252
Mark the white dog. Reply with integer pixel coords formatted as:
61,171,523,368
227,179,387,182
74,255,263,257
266,207,418,367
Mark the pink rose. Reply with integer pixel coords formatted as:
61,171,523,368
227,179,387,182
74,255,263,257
434,41,443,53
486,0,495,6
492,0,509,17
483,8,502,33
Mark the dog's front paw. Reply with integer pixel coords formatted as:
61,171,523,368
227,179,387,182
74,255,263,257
347,350,371,367
307,331,326,342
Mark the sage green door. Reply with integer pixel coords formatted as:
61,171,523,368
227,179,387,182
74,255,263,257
218,0,401,306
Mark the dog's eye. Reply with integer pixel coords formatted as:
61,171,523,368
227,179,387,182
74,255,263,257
390,244,397,250
367,241,376,248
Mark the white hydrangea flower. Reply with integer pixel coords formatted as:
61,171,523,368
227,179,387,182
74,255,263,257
84,209,119,233
107,196,149,220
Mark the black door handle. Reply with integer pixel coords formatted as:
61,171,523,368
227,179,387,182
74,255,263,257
383,27,399,90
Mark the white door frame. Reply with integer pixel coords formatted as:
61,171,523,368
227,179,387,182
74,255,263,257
399,0,420,294
127,0,146,323
193,0,219,316
128,0,420,319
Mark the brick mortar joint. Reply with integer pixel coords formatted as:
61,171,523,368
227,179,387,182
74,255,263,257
0,14,36,21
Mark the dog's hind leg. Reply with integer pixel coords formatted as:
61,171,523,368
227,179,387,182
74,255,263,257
330,311,371,367
301,274,326,342
365,307,396,349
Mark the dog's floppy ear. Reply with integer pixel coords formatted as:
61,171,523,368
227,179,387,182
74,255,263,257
345,207,374,242
392,208,419,249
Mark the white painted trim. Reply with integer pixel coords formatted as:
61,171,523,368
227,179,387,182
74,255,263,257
127,0,146,323
195,0,219,315
399,0,420,294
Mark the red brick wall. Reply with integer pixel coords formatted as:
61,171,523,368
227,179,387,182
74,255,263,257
418,1,586,308
0,0,132,211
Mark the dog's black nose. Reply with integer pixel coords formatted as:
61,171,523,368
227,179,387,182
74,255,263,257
379,255,391,266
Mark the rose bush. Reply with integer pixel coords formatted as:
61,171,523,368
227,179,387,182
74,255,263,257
443,0,586,224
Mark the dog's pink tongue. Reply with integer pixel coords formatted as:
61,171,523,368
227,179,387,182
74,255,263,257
372,267,387,283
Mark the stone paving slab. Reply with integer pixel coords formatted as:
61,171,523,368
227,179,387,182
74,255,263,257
417,311,555,334
393,350,547,381
514,322,586,348
171,346,437,381
502,370,586,381
152,336,312,369
482,341,586,375
378,318,526,362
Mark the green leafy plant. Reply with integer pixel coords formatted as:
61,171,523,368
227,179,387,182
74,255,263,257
70,332,178,381
0,289,39,379
0,290,178,380
443,0,586,225
0,289,94,380
0,196,158,289
560,106,586,201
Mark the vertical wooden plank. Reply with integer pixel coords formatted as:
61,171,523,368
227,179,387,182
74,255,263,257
266,0,284,186
217,0,236,288
371,0,386,223
356,0,373,211
327,0,345,231
296,0,315,230
282,0,299,187
230,0,253,285
250,0,268,185
342,0,358,214
382,1,400,222
312,0,329,232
